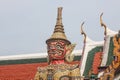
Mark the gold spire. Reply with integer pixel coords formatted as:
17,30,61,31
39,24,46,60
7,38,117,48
55,7,63,30
46,7,70,44
51,7,66,39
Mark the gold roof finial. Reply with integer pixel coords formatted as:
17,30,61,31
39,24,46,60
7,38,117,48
100,13,107,36
46,7,71,44
80,22,86,43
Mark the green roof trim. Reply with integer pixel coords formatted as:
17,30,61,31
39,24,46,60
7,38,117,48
106,37,114,66
0,58,47,65
83,46,103,78
74,55,81,61
0,55,81,65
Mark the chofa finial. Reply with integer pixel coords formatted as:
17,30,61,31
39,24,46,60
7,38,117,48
100,13,107,36
80,22,86,43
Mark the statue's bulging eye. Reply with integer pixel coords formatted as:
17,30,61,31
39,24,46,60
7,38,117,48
56,45,61,49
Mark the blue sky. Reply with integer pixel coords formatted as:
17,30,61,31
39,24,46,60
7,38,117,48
0,0,120,56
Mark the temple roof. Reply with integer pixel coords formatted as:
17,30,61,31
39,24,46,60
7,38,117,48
0,50,81,79
80,36,104,77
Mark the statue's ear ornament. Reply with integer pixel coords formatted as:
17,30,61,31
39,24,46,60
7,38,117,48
65,44,76,62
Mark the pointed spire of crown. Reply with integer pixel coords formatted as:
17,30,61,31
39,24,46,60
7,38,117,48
55,7,63,30
52,7,66,38
46,7,71,44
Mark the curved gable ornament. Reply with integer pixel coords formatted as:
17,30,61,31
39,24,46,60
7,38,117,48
100,13,117,36
80,22,86,43
100,13,107,36
80,22,95,44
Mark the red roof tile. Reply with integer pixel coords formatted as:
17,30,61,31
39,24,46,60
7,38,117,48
0,61,79,80
92,52,102,74
0,63,48,80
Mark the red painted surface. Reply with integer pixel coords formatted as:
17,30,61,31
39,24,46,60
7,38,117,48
50,59,65,64
92,52,102,74
0,63,48,80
